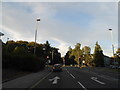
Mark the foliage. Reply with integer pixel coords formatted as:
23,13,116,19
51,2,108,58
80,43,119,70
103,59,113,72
64,43,82,66
82,46,93,66
115,48,120,65
93,41,104,67
2,40,62,71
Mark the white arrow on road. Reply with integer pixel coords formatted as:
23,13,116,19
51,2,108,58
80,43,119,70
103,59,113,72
49,76,60,84
91,77,105,85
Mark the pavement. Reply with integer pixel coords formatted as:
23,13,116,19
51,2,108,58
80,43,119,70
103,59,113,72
2,67,119,89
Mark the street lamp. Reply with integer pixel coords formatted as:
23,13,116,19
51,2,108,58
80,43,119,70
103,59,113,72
34,18,40,55
0,32,4,39
82,60,85,65
109,28,115,64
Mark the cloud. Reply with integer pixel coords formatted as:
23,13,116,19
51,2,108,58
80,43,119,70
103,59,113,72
1,2,118,57
2,0,119,2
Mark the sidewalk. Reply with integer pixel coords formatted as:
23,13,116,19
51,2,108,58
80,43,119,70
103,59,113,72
2,67,50,83
2,69,32,83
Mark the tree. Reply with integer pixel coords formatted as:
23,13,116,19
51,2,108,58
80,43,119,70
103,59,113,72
70,43,82,65
13,47,27,55
6,40,16,53
82,46,93,66
115,48,120,65
64,43,83,66
93,41,104,67
64,46,73,65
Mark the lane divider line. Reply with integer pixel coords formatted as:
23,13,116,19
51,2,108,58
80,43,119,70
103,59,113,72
70,74,75,79
78,81,87,90
66,69,86,90
67,71,69,73
30,71,52,89
66,69,70,74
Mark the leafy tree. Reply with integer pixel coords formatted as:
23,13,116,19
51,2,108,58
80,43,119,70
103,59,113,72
2,40,62,70
13,47,27,55
82,46,93,66
6,40,16,53
64,44,83,66
115,48,120,65
93,41,104,67
70,43,82,65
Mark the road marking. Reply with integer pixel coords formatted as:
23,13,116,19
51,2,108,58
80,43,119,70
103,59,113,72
97,74,118,81
66,69,70,73
70,74,75,79
91,77,105,85
49,76,60,84
30,71,52,89
67,71,70,73
78,81,87,90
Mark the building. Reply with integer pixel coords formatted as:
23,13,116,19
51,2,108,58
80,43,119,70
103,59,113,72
104,55,111,67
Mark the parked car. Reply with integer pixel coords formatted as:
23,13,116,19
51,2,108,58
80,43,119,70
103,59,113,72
52,64,62,72
111,65,118,69
118,66,120,69
109,65,113,68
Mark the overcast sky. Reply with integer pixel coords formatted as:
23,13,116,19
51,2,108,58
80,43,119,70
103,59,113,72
1,1,118,57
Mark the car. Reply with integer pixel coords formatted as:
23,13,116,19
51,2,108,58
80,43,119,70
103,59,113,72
111,65,118,69
52,64,62,72
118,66,120,69
109,65,113,68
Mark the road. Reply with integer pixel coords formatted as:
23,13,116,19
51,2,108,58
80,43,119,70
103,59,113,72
2,67,119,89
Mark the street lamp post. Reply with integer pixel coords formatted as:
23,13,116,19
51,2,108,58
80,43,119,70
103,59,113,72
77,51,80,68
50,50,55,65
109,28,115,64
63,57,65,66
0,32,4,39
51,50,54,65
34,18,40,55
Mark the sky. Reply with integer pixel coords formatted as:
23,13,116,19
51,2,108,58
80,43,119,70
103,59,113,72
0,1,119,57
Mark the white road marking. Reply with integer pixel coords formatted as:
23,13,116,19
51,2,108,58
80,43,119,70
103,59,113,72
49,76,60,85
97,74,118,81
70,74,75,79
91,77,105,85
66,69,70,73
78,81,87,90
66,68,86,89
30,72,52,89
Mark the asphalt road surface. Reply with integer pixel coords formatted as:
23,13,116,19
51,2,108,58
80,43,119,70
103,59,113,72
2,67,119,89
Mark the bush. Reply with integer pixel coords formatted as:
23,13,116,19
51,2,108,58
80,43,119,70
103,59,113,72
10,53,45,72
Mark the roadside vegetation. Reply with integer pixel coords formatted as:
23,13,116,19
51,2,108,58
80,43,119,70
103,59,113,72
64,41,120,68
2,40,62,81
